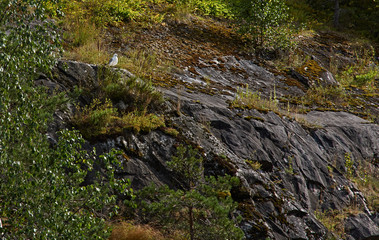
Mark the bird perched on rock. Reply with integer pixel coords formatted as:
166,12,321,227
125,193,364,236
108,53,118,66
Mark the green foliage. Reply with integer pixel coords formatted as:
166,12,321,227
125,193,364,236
287,0,379,40
231,0,292,48
0,1,132,238
98,66,164,112
162,127,180,137
121,110,166,133
246,159,262,171
285,156,294,175
352,160,379,212
102,75,164,112
168,0,234,18
61,0,158,27
1,130,132,239
301,85,349,108
315,207,362,239
71,98,117,138
71,98,165,138
135,145,244,240
167,145,205,189
344,152,354,178
70,66,165,138
285,0,324,28
354,69,378,88
336,46,378,92
0,0,62,165
314,209,346,239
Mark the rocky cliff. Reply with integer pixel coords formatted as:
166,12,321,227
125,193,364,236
41,41,379,239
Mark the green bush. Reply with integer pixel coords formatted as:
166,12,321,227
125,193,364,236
0,1,132,238
62,0,152,26
99,67,164,112
165,0,233,18
72,98,117,138
231,0,292,49
135,145,244,240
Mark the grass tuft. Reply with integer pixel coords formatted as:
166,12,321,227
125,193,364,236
230,84,279,113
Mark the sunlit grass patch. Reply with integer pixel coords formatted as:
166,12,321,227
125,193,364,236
71,98,165,138
301,85,349,107
230,84,279,113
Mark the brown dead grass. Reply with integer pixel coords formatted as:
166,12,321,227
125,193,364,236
109,222,187,240
109,222,165,240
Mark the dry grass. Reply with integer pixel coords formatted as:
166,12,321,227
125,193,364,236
230,84,280,113
119,49,172,79
65,40,172,80
109,222,187,240
65,40,109,65
352,160,379,212
245,159,262,171
314,207,361,239
301,85,349,108
109,222,166,240
71,99,165,138
121,111,165,133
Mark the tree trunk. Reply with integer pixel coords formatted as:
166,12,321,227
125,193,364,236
333,0,340,29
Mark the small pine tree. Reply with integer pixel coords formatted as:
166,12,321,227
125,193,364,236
136,145,244,240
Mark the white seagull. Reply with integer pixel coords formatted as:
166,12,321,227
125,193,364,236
108,53,118,66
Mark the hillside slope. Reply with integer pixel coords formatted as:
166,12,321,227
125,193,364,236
44,18,379,239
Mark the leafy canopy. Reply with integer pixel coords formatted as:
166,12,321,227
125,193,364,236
0,0,132,239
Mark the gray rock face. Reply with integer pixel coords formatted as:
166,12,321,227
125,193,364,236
50,59,379,240
345,213,379,240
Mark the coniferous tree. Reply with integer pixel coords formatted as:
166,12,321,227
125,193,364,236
136,145,244,240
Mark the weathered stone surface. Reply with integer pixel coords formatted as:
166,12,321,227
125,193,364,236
53,60,98,90
345,213,379,240
50,59,379,240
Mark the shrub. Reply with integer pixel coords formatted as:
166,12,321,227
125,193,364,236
1,1,132,237
103,76,164,112
71,98,117,138
169,0,234,18
162,127,179,137
246,159,262,171
336,46,378,92
135,145,244,240
61,0,153,27
352,160,379,212
231,0,293,49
